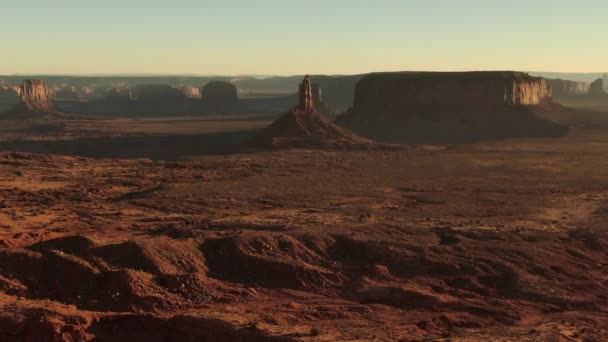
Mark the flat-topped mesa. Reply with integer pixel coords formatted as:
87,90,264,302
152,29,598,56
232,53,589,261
18,80,56,113
298,75,315,111
336,71,566,143
547,78,590,97
350,72,551,113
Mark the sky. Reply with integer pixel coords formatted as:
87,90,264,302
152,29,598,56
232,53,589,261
1,0,606,75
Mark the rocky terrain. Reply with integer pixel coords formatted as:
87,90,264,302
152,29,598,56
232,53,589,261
337,72,567,143
0,121,607,340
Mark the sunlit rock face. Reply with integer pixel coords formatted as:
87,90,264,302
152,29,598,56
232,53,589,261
201,81,238,104
18,80,56,113
547,79,590,97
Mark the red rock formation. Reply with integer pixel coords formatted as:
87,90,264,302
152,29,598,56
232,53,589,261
336,71,566,143
547,78,590,97
201,81,238,104
298,75,315,111
55,85,80,99
253,76,384,149
17,80,57,113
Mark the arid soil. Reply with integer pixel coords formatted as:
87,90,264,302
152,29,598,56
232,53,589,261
0,110,607,341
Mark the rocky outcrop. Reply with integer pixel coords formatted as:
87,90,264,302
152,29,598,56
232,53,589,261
590,78,605,96
201,81,238,104
298,75,315,111
253,76,385,149
546,78,590,97
337,71,566,143
131,85,185,102
16,80,57,113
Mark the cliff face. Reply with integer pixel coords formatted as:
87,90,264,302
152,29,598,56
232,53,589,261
337,71,565,143
201,81,238,104
547,79,590,97
18,80,56,113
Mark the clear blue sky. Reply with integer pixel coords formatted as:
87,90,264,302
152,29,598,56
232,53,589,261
1,0,606,75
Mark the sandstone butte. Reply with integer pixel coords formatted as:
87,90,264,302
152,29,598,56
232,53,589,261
253,75,385,150
336,71,568,143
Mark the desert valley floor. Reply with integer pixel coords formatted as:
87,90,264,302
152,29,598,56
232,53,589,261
0,112,606,341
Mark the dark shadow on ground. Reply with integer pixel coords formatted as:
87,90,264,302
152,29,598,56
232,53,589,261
0,130,260,160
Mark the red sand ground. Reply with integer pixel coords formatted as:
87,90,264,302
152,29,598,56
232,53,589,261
0,111,606,340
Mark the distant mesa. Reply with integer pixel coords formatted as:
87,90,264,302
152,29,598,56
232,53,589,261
0,85,21,113
201,81,238,104
253,75,385,149
590,78,606,97
55,85,80,100
336,71,567,143
131,85,185,102
16,80,58,114
546,78,590,98
104,87,133,102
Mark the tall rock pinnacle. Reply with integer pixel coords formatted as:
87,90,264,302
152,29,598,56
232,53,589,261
18,80,56,113
298,75,315,111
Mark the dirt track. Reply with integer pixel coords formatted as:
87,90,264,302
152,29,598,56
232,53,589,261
0,118,607,340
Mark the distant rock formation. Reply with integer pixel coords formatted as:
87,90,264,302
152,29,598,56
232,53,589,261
181,85,201,98
253,76,384,149
131,85,185,102
55,86,80,99
546,78,590,97
337,71,566,143
298,75,315,111
201,81,238,104
105,87,133,102
604,73,608,92
590,78,605,96
16,80,57,113
0,85,21,113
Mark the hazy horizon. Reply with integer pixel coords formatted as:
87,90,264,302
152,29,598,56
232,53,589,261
2,0,607,75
